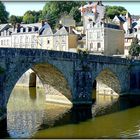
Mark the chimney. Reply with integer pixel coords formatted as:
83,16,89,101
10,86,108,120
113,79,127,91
69,26,73,34
16,23,20,32
41,20,45,27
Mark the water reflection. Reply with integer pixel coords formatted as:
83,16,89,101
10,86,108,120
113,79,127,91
29,87,36,100
7,87,46,138
6,87,140,139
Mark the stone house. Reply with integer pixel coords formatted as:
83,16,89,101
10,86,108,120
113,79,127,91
86,22,124,55
38,23,53,50
53,26,77,52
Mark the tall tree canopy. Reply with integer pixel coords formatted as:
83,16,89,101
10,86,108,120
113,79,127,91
41,1,85,28
106,5,127,19
9,15,23,25
23,10,42,24
129,36,140,57
0,1,9,23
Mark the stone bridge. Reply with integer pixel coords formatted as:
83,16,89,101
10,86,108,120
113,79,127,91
0,48,140,123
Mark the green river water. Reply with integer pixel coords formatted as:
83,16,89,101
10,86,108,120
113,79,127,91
4,86,140,139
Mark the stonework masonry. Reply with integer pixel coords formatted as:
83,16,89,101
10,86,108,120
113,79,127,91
0,48,140,122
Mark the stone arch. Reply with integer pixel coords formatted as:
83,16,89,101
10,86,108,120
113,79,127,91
3,60,73,107
93,68,121,96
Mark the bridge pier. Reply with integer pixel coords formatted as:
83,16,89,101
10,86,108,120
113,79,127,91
73,70,93,105
73,55,93,105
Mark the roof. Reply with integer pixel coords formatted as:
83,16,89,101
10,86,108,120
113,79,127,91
113,15,125,23
54,26,68,36
21,23,42,29
39,22,53,36
118,16,125,22
0,24,11,32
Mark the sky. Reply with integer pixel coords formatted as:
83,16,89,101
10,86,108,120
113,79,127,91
3,1,140,16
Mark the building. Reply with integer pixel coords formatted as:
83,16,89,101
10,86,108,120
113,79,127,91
79,1,105,33
124,33,134,56
53,26,77,52
38,22,53,50
0,24,12,48
112,15,126,30
86,22,124,55
78,1,124,55
11,23,42,48
59,15,76,28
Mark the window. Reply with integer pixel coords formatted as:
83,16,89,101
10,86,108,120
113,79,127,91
20,36,23,43
7,39,9,45
90,43,93,51
89,32,92,39
14,36,17,44
31,35,36,43
47,40,50,44
97,43,101,51
1,40,3,45
31,44,34,48
97,32,100,39
25,36,29,43
62,36,66,43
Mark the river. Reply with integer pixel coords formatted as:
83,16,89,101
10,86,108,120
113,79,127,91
3,86,140,138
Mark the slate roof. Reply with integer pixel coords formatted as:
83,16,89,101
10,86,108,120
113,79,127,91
0,24,11,32
54,26,68,36
21,23,42,29
39,23,53,36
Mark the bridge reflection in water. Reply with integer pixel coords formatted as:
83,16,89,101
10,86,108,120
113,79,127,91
2,86,140,139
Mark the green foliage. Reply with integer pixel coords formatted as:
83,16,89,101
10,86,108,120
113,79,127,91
23,11,35,23
23,10,42,24
106,5,127,19
41,1,85,29
0,1,9,23
9,15,23,25
69,7,81,23
129,37,140,57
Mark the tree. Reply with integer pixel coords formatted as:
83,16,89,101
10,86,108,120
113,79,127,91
0,1,9,23
9,15,23,26
41,1,85,29
106,6,127,19
23,10,42,24
129,36,140,57
16,16,23,23
23,11,35,23
69,7,81,23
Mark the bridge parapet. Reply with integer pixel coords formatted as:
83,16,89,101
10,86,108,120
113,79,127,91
0,48,132,66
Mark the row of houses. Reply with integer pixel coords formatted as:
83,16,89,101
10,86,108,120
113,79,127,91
0,21,78,52
1,1,138,56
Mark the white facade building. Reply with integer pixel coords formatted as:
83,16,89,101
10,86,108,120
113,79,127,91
11,23,42,48
0,22,78,52
86,22,124,55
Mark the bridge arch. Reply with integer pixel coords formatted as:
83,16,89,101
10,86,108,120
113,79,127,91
3,59,73,107
92,68,121,97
